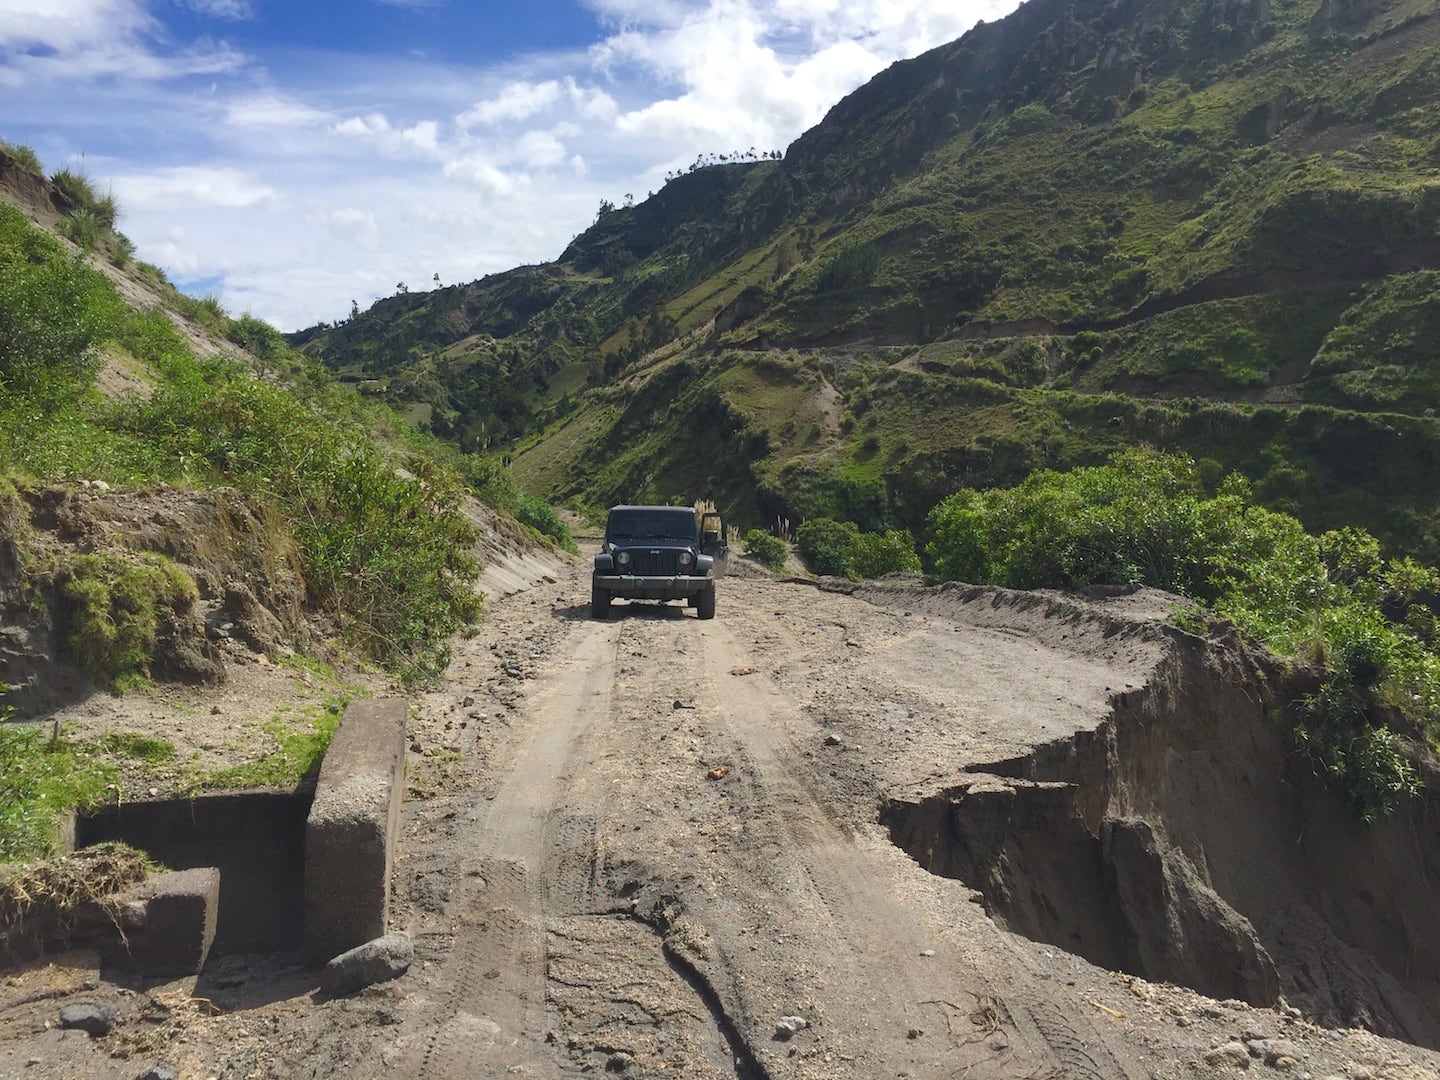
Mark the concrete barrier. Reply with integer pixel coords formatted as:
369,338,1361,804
303,698,407,963
96,867,219,978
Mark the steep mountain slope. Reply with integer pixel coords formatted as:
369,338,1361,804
296,0,1440,560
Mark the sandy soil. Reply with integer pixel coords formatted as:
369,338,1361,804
2,534,1439,1080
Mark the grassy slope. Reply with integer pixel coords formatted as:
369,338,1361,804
305,0,1440,564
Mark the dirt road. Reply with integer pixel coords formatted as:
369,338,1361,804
5,544,1439,1079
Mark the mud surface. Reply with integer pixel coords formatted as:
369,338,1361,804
3,536,1439,1079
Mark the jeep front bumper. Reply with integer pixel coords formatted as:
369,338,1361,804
592,573,712,601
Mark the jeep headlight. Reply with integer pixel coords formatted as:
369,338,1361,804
616,551,631,566
678,551,693,566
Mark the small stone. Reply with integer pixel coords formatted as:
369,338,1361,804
1271,1057,1299,1071
319,932,414,997
1264,1041,1302,1066
1203,1042,1251,1069
918,949,935,957
137,1066,178,1080
907,1027,923,1039
672,700,696,710
823,735,842,747
1176,1016,1193,1028
775,1015,809,1039
1246,1038,1271,1058
988,1032,1009,1052
605,1051,633,1072
58,1001,117,1036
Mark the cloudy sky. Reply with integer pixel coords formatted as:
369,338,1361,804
0,0,1018,330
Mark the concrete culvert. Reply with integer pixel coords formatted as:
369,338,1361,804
77,789,312,956
883,626,1440,1050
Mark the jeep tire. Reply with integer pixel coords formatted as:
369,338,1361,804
591,585,611,620
696,584,716,620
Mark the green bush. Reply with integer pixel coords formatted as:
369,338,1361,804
0,204,117,406
850,529,922,578
226,313,286,363
927,449,1437,822
816,243,880,292
117,376,484,682
111,231,136,268
60,552,198,690
0,205,559,685
797,517,860,576
1,140,42,175
742,529,789,570
796,518,920,579
49,168,99,209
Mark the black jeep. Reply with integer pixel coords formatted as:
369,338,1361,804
591,505,727,619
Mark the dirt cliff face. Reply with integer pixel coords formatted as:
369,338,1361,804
884,602,1440,1048
0,483,308,718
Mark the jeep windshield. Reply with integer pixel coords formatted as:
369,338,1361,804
606,508,698,543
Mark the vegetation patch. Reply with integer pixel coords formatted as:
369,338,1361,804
741,529,789,570
0,201,563,685
928,450,1437,822
0,842,155,960
60,552,199,691
796,517,921,580
197,705,344,791
0,705,117,862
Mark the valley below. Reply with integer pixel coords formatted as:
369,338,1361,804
3,529,1438,1080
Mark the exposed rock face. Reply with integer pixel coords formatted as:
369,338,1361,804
1104,816,1280,1006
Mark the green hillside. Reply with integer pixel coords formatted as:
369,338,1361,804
0,156,569,691
294,0,1440,564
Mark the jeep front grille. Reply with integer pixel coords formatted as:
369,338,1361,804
628,551,680,575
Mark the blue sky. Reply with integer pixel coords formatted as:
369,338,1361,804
0,0,1018,330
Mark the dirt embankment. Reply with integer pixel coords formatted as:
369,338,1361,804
879,583,1440,1047
1,539,1438,1080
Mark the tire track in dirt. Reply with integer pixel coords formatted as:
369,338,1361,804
682,614,1144,1079
379,618,622,1078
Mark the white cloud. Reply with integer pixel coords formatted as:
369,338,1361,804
0,0,151,52
311,207,381,249
112,165,275,208
457,80,563,128
226,93,332,129
0,0,245,84
2,0,1020,329
441,154,526,198
333,113,442,158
